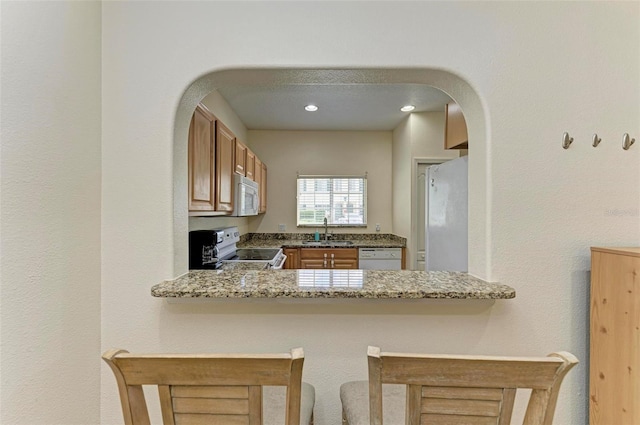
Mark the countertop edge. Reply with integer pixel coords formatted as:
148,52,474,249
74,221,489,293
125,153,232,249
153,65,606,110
151,270,515,301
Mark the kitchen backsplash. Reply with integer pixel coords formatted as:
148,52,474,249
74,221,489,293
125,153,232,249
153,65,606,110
240,232,407,244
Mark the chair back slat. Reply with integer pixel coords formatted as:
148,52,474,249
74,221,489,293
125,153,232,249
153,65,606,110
174,413,249,425
367,346,577,425
103,348,304,425
421,414,497,425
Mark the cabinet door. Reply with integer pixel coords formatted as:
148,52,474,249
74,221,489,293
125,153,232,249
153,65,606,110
300,259,327,269
283,248,299,269
254,157,262,196
259,162,267,213
445,102,468,149
215,122,235,212
234,139,247,176
188,105,215,211
326,249,358,269
245,149,256,180
333,259,358,269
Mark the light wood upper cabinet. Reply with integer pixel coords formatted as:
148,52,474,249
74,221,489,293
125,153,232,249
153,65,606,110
590,247,640,425
188,104,216,211
245,148,256,181
445,102,468,150
215,121,235,213
259,162,267,214
234,139,247,176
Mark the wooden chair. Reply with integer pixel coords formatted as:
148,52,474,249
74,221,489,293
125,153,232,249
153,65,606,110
340,346,578,425
103,347,314,425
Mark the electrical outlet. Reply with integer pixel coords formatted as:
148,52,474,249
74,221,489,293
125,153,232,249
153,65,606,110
375,223,381,232
278,224,286,232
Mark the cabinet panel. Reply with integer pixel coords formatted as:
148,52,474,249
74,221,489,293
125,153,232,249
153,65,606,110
188,105,215,211
259,162,267,213
246,149,256,180
300,259,326,269
299,248,358,269
254,157,262,197
283,248,299,269
445,102,468,150
234,139,247,176
590,248,640,425
215,122,235,212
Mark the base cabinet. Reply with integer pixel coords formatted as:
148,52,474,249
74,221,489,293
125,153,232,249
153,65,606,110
590,247,640,425
283,248,299,269
299,248,358,269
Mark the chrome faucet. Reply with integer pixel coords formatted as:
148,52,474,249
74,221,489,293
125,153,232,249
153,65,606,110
323,217,328,241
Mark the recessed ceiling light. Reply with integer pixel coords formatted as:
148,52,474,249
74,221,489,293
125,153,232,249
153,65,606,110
400,105,415,112
305,104,318,112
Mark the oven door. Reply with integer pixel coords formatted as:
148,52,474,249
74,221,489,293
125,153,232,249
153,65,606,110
270,253,287,270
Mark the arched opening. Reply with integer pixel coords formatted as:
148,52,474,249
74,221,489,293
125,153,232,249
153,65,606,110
172,68,490,278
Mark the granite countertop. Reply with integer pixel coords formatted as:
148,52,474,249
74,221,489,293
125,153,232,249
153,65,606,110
237,233,406,249
152,270,515,300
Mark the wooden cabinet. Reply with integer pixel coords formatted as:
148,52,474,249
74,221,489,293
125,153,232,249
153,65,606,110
215,121,235,213
283,248,299,269
188,102,267,216
259,162,267,213
590,247,640,425
188,104,216,211
444,102,468,149
234,139,247,176
299,248,358,269
245,149,256,181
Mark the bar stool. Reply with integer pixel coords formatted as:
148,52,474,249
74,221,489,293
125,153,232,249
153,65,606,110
340,346,577,425
103,347,315,425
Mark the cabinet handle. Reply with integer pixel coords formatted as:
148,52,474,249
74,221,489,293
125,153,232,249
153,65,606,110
323,260,327,268
331,260,335,268
331,253,335,259
324,253,327,258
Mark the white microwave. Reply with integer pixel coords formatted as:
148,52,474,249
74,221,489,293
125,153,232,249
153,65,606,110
232,174,259,216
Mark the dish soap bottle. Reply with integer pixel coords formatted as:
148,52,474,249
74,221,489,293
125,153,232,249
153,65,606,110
314,230,320,241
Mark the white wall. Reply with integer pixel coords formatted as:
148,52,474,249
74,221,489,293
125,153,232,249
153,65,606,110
101,4,640,424
392,112,459,268
0,2,102,424
248,130,393,234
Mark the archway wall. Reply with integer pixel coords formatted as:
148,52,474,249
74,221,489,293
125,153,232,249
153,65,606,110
173,69,490,277
102,3,639,425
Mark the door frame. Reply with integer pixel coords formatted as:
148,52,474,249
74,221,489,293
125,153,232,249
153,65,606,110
412,157,452,270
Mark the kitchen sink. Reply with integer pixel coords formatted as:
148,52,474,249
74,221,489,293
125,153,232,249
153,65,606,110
301,240,354,246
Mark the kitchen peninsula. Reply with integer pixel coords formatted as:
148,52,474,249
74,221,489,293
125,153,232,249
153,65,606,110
152,269,515,300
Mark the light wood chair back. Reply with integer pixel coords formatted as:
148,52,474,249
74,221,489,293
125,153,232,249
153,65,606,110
102,347,305,425
367,346,578,425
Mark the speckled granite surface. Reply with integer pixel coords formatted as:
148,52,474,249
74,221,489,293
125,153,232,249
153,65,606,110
152,270,515,300
219,262,269,271
238,233,406,249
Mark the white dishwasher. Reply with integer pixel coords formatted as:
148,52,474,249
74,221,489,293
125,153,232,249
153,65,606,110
358,248,402,270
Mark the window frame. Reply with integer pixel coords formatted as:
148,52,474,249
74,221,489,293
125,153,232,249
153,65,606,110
296,175,368,228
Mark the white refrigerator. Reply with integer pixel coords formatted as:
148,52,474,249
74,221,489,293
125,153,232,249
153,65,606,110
425,156,468,272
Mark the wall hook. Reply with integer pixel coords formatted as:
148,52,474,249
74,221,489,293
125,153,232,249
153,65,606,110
562,132,573,149
592,134,602,147
622,133,635,150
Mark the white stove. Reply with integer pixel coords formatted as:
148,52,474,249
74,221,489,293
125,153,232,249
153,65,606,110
215,227,286,269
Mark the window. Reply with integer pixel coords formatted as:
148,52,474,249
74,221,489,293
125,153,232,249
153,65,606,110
297,175,367,227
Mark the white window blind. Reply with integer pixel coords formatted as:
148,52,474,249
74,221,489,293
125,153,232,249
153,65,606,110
297,175,367,227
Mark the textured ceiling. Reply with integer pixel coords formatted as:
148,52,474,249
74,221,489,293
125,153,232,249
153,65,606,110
217,83,452,131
